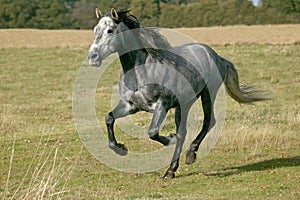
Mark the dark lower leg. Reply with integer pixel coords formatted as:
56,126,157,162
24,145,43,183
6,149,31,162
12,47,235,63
106,112,116,145
187,117,214,152
163,106,188,179
163,133,186,179
150,133,176,146
186,88,215,164
163,159,179,179
186,115,216,164
106,112,128,156
185,123,210,164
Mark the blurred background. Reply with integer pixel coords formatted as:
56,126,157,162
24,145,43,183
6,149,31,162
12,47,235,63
0,0,299,29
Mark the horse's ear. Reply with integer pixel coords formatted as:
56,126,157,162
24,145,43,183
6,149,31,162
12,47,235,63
111,8,119,20
95,8,102,19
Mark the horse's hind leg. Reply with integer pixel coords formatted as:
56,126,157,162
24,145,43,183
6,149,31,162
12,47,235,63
186,86,216,165
163,106,189,178
106,100,138,156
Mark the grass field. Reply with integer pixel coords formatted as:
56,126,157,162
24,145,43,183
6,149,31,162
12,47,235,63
0,26,299,199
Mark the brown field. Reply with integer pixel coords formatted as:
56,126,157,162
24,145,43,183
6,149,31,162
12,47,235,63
0,24,300,48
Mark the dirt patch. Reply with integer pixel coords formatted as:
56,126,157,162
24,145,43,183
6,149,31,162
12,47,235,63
0,24,299,48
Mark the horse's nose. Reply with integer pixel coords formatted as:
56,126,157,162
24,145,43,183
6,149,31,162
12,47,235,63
88,49,99,60
88,51,102,66
91,53,99,60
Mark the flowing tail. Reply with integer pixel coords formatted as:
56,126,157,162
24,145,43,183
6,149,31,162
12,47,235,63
223,58,270,104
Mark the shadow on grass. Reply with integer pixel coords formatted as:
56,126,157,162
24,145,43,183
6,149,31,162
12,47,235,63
184,156,300,178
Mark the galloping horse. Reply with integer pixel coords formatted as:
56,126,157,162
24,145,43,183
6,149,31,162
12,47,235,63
87,8,269,178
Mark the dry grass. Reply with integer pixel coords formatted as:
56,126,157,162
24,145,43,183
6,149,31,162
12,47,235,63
0,24,300,49
177,24,300,45
0,29,92,49
2,132,81,200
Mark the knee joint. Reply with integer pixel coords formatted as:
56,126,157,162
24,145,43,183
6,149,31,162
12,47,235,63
176,132,186,141
105,113,114,125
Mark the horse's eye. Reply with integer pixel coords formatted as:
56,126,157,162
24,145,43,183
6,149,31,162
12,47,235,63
107,29,113,34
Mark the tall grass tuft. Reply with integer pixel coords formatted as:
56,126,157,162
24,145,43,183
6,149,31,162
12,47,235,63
3,131,82,199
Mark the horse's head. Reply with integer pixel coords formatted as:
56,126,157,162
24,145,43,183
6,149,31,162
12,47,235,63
88,8,126,67
87,8,169,67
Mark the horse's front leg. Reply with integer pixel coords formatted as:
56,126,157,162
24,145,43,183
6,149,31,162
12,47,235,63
148,101,176,146
106,100,138,156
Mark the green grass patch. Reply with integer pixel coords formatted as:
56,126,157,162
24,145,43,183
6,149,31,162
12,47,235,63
0,45,299,199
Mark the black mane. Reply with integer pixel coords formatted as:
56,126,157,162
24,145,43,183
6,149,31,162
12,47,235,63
103,9,141,29
105,9,172,53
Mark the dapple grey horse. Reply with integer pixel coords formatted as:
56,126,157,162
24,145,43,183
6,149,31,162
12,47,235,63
87,8,269,178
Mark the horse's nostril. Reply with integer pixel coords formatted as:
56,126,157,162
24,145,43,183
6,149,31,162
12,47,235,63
91,53,99,60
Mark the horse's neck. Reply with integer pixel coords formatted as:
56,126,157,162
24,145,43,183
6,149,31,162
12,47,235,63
119,49,152,91
119,49,148,73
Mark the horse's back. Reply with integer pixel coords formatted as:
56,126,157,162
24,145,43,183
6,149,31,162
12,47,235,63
170,43,224,87
170,43,219,65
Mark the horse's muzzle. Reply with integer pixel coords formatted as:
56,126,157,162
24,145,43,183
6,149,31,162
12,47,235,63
87,51,102,67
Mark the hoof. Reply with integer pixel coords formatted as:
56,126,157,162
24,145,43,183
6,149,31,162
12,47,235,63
186,151,197,165
163,170,175,179
109,143,128,156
